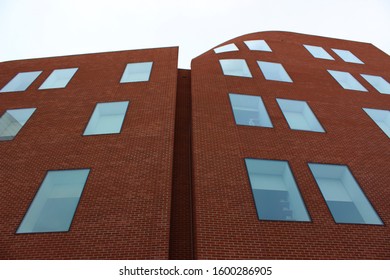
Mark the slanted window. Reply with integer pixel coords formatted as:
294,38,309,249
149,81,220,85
308,163,383,225
214,43,239,53
304,45,334,60
245,158,311,222
0,108,36,141
39,68,78,89
17,169,90,233
229,93,272,127
360,74,390,95
219,59,252,78
327,70,367,91
332,49,364,64
120,62,153,83
84,101,129,135
257,61,292,83
277,99,324,132
363,108,390,138
0,71,42,93
244,40,272,52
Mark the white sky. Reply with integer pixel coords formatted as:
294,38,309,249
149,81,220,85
0,0,389,69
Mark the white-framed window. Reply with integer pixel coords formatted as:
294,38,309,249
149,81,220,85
214,43,239,54
244,40,272,52
257,61,292,83
39,68,78,89
327,70,367,91
304,45,334,60
0,71,42,93
363,108,390,138
332,49,364,64
219,59,252,78
120,62,153,83
360,74,390,95
0,108,36,141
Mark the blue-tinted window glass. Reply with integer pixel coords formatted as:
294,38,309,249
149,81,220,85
327,70,367,91
361,74,390,95
0,108,36,141
363,108,390,138
0,71,42,92
244,40,272,52
214,43,239,53
332,49,364,64
39,68,78,89
257,61,292,82
304,45,334,60
120,62,153,83
219,59,252,78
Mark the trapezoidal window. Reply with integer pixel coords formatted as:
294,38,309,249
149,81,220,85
244,40,272,52
120,62,153,83
360,74,390,95
363,108,390,138
39,68,78,89
0,108,36,141
214,43,239,53
304,45,334,60
0,71,42,93
332,49,364,64
327,70,367,91
257,61,292,83
219,59,252,78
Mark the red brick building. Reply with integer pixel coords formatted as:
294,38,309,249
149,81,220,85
0,31,389,259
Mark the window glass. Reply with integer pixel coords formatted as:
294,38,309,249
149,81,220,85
245,158,311,222
244,40,272,52
229,93,272,127
219,59,252,78
120,62,153,83
304,45,334,60
214,43,239,54
360,74,390,95
277,99,324,132
308,163,383,225
39,68,78,89
363,108,390,138
0,108,36,141
17,169,90,233
257,61,292,83
0,71,42,92
327,70,367,91
84,101,129,135
332,49,364,64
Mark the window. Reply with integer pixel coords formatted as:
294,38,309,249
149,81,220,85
39,68,78,89
332,49,364,64
360,74,390,95
244,40,272,52
327,70,367,91
277,99,325,132
214,43,239,53
84,101,129,135
308,163,383,225
0,71,42,93
363,108,390,138
120,62,153,83
17,169,90,233
257,61,292,83
229,93,272,127
245,158,311,222
219,59,252,78
0,108,36,141
303,45,334,60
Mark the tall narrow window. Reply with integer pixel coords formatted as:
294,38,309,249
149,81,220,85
245,158,311,222
304,45,334,60
84,101,129,135
308,163,383,225
244,40,272,52
229,93,272,127
0,108,36,141
360,74,390,95
363,108,390,138
120,62,153,83
327,70,367,91
0,71,42,93
219,59,252,78
39,68,78,89
257,61,292,83
17,169,90,233
277,99,325,132
332,49,364,64
214,43,239,53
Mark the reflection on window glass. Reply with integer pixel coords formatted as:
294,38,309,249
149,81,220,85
244,40,272,52
0,71,42,93
363,108,390,138
214,43,239,54
304,45,334,60
39,68,78,89
332,49,364,64
219,59,252,78
327,70,367,91
120,62,153,83
257,61,292,82
360,74,390,95
0,108,36,141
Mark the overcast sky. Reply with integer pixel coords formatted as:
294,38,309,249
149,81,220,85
0,0,389,69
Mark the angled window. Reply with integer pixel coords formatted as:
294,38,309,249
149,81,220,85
245,158,311,222
308,163,383,225
363,108,390,138
120,62,153,83
360,74,390,95
17,169,90,233
84,101,129,135
257,61,292,83
244,40,272,52
277,99,324,132
39,68,78,89
327,70,367,91
219,59,252,78
332,49,364,64
214,43,239,54
304,45,334,60
229,93,272,127
0,71,42,93
0,108,36,141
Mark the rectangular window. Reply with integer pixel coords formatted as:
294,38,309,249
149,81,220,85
277,99,324,132
257,61,292,82
360,74,390,95
244,40,272,52
84,101,129,135
120,62,153,83
332,49,364,64
0,108,36,141
17,169,90,233
219,59,252,77
39,68,78,89
363,108,390,138
308,163,383,225
214,43,239,53
245,158,311,222
304,45,334,60
229,93,272,127
327,70,367,91
0,71,42,93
